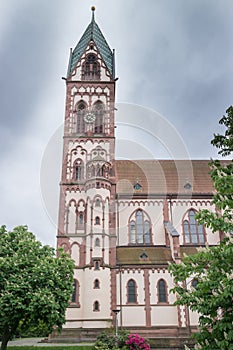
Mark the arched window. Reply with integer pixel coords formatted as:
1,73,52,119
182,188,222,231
95,198,101,207
79,212,84,225
94,279,100,289
71,279,80,305
127,279,137,303
94,101,104,134
183,209,205,244
76,101,86,134
74,158,84,181
94,260,100,270
95,216,100,225
93,300,100,311
129,210,151,245
191,279,198,289
95,237,100,247
158,279,167,303
83,54,100,80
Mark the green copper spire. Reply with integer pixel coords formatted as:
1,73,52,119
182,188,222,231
67,7,115,78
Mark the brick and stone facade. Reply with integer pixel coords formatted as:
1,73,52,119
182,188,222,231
52,8,221,346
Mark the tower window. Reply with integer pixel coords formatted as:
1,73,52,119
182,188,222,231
127,279,137,303
93,300,100,311
83,54,100,81
95,198,101,207
94,260,100,270
79,213,84,225
94,101,104,134
76,101,86,134
74,159,84,181
158,279,167,303
94,279,100,289
95,216,100,225
95,237,100,247
183,209,205,244
129,210,152,245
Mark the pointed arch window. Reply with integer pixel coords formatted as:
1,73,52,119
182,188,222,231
94,279,100,289
183,209,205,244
83,54,100,81
158,279,167,303
191,279,198,289
76,101,86,134
95,216,100,225
95,237,100,247
94,101,104,134
93,300,100,311
79,212,84,225
71,279,80,306
129,210,152,245
95,198,101,207
94,260,100,270
74,158,84,181
127,279,137,303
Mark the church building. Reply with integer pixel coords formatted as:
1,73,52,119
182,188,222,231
54,7,220,345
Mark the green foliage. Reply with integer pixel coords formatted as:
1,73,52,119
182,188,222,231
211,105,233,156
16,319,50,337
0,226,75,350
169,106,233,350
9,347,93,350
94,329,129,350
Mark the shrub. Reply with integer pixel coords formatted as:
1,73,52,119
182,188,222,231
125,334,150,350
94,329,129,350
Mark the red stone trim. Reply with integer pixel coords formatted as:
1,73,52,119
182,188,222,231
144,269,151,327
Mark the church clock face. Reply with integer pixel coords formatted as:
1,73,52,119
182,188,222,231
84,112,96,124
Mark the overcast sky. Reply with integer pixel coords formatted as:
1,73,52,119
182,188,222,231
0,0,232,246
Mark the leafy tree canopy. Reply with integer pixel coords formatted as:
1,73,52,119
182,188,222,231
169,106,233,350
0,225,75,350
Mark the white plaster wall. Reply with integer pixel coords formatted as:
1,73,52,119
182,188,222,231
151,306,178,325
68,268,111,321
81,268,111,319
122,307,145,327
189,310,199,325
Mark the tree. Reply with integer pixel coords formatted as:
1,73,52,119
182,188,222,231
169,106,233,350
0,225,75,350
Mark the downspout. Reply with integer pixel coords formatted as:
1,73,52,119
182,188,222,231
119,266,123,328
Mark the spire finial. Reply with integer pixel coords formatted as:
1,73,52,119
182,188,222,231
91,6,95,21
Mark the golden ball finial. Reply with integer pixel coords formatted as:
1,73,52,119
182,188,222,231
91,6,95,11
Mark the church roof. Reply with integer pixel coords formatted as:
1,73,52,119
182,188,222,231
117,246,173,266
115,159,216,196
68,8,114,77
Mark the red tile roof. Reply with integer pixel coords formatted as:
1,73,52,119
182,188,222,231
115,160,215,196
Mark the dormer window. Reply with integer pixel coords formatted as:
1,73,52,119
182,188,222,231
83,54,100,81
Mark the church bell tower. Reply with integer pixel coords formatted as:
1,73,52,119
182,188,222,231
57,7,117,329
